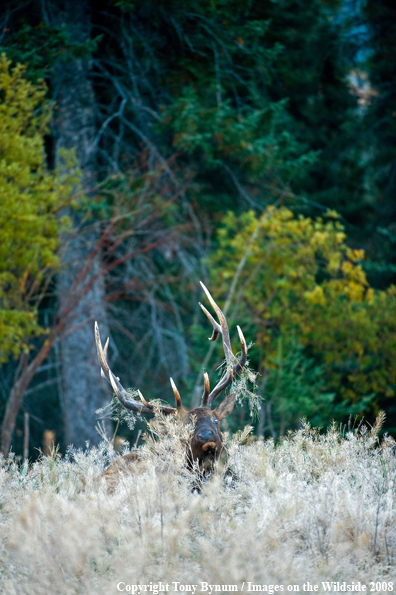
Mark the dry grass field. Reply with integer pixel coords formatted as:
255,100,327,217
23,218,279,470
0,416,395,595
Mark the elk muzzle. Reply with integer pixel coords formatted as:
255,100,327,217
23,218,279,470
189,409,223,465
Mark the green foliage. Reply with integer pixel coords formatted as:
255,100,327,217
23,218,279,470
357,0,396,273
0,54,79,363
363,0,396,192
157,5,318,187
112,0,136,10
253,0,365,219
208,206,396,425
166,91,316,179
264,336,336,430
0,22,103,81
100,0,394,282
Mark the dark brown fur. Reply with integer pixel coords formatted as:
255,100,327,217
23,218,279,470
186,393,237,467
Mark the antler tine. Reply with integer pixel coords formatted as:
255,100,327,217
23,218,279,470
201,372,210,407
170,377,184,411
199,282,247,408
199,282,233,366
108,369,154,414
235,325,247,375
207,367,233,407
95,322,176,416
198,303,221,342
95,322,111,382
103,336,109,360
137,390,152,409
136,389,176,415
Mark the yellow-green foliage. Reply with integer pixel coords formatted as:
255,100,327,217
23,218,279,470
208,207,396,408
0,53,78,364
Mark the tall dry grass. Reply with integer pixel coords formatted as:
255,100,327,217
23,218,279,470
0,416,395,594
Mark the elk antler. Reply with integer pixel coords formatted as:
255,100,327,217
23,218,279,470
199,282,247,408
94,322,176,415
170,377,185,412
201,372,210,407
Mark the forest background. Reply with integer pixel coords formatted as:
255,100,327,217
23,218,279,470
0,0,395,458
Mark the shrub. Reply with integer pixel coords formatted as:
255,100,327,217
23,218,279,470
207,207,396,428
0,417,394,591
0,53,78,364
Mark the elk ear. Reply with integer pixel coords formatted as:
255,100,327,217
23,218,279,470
177,407,189,424
213,392,237,422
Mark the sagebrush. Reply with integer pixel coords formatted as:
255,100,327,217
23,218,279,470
0,417,395,594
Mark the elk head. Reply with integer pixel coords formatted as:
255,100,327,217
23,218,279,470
95,282,247,470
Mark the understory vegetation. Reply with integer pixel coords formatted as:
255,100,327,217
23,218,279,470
0,415,394,593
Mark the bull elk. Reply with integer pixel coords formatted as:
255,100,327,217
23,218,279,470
95,282,247,484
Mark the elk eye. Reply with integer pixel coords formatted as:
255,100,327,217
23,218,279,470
213,418,218,425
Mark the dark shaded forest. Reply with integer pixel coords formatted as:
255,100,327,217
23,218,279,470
1,0,395,458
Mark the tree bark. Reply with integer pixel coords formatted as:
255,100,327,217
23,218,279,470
51,0,111,448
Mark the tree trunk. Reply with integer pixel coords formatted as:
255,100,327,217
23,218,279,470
51,0,111,448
